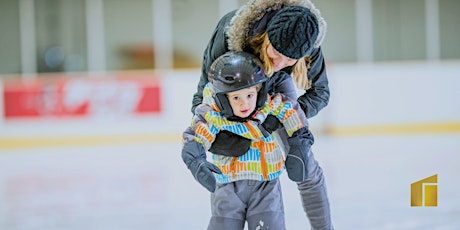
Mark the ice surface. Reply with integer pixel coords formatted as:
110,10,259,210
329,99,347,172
1,134,459,230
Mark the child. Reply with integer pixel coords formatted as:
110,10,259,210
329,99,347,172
181,51,314,229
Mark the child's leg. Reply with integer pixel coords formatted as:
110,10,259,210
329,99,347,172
246,179,285,230
297,149,334,230
208,182,246,230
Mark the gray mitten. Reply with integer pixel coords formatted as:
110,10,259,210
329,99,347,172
182,142,222,192
285,127,314,182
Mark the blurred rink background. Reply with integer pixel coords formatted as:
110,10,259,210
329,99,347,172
1,0,460,229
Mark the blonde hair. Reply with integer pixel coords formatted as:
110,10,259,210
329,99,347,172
248,32,312,90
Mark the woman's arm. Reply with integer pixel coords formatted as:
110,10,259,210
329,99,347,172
191,11,235,114
297,47,330,118
266,71,298,100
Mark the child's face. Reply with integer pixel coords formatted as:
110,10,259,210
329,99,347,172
226,86,258,118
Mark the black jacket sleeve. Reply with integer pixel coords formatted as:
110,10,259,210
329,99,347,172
297,47,330,118
266,71,298,100
265,47,329,119
191,11,236,114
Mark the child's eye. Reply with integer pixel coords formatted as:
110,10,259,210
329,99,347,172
232,96,239,101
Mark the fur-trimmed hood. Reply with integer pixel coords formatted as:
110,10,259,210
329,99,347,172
226,0,327,53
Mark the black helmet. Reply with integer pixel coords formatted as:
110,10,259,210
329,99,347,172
208,51,268,119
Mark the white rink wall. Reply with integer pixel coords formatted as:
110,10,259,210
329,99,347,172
325,60,460,129
0,60,459,139
162,60,460,135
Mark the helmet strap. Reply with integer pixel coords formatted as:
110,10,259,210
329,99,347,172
214,93,234,118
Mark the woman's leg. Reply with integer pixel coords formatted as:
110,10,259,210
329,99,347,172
297,149,334,230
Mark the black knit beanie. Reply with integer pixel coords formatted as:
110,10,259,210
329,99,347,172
267,6,319,59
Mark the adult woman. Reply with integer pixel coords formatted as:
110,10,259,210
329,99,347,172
191,0,333,229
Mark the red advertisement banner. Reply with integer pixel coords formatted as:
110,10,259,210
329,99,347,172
3,75,161,119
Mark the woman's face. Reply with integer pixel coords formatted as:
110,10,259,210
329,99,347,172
226,86,258,118
266,43,298,72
